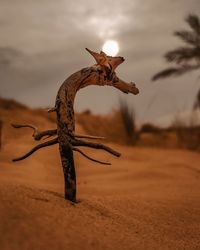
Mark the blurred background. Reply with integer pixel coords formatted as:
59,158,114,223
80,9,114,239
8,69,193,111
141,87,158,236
1,3,200,249
0,0,199,127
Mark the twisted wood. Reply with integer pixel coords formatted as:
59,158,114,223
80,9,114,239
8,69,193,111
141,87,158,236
12,48,139,202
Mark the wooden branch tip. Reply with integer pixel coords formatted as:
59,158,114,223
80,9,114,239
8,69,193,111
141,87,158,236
113,80,139,95
11,123,38,137
11,123,38,131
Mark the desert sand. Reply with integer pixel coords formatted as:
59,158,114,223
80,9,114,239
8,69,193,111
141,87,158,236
0,100,200,250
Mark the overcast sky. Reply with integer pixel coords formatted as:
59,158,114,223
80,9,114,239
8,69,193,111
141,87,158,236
0,0,200,125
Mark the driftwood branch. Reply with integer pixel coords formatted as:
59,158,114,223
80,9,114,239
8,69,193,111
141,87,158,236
12,137,58,162
113,79,139,95
72,138,121,157
72,147,111,165
12,48,139,202
12,123,105,141
12,123,38,136
11,123,57,141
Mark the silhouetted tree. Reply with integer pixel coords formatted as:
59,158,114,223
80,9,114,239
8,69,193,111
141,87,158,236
152,14,200,109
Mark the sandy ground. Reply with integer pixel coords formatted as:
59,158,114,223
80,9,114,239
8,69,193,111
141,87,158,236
0,101,200,250
1,140,200,250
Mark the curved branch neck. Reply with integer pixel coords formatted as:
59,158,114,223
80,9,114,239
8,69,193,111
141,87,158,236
55,63,139,137
56,66,104,135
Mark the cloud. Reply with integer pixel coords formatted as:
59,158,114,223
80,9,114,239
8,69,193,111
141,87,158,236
0,0,200,124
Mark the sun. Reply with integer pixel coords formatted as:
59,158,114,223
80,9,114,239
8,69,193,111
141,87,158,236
102,40,119,56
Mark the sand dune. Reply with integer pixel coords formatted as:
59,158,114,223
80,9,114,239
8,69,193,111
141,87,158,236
0,99,200,250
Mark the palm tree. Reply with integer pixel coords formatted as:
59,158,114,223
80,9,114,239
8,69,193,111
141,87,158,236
152,14,200,109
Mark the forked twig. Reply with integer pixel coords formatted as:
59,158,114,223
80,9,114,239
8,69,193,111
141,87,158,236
11,123,57,141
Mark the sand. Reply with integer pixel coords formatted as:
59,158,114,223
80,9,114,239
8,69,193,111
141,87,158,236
0,100,200,250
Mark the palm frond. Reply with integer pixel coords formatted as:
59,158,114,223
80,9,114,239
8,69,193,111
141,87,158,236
152,14,200,82
152,67,183,81
174,30,200,46
165,47,200,63
152,64,200,81
186,14,200,34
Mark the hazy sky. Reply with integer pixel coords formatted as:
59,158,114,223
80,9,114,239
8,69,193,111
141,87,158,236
0,0,200,125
